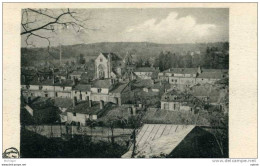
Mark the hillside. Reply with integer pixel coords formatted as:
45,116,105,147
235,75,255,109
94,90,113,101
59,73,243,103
21,42,228,67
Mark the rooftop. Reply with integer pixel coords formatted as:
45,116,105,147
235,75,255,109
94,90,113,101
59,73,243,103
122,124,196,158
66,101,103,115
74,84,91,91
134,67,159,73
162,68,198,74
92,79,114,89
110,83,129,93
53,98,73,108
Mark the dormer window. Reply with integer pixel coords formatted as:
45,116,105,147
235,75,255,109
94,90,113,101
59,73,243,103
100,58,103,62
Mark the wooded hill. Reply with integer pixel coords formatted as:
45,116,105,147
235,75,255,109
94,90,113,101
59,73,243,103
21,42,229,68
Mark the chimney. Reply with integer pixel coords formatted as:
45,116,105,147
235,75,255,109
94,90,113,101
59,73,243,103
73,77,76,86
128,107,132,115
139,103,142,108
89,100,92,107
37,75,40,82
66,69,69,79
73,97,77,107
152,79,155,85
132,106,136,116
197,66,202,74
53,75,55,84
100,100,104,109
160,81,162,86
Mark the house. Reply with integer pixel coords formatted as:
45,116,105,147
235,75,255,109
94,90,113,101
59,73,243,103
188,83,227,106
95,52,124,79
160,89,202,112
134,67,159,80
71,84,91,101
158,67,228,90
90,78,131,105
21,76,74,99
53,98,73,112
69,70,86,81
122,124,223,158
65,100,106,126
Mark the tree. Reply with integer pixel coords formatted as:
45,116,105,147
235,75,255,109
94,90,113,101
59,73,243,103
208,109,228,157
21,8,91,47
127,108,146,158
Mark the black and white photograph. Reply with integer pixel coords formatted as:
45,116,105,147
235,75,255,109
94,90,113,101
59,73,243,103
19,7,230,158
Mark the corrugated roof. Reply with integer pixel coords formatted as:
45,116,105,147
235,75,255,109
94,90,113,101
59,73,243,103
122,124,195,158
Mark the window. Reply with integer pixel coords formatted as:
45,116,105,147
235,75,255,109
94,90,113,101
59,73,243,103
26,85,30,89
39,85,43,90
98,88,101,93
174,104,176,110
164,103,169,110
73,112,76,116
100,58,103,62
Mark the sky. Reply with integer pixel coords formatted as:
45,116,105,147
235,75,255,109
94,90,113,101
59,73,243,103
21,8,229,47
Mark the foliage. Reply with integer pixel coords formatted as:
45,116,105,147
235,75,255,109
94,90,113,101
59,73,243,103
20,128,128,158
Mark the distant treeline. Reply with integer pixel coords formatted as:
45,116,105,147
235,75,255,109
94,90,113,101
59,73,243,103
136,42,229,71
21,42,229,69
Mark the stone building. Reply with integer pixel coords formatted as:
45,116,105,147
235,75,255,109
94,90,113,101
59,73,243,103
95,52,124,79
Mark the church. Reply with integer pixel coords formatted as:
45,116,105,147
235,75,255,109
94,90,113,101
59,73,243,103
95,52,124,79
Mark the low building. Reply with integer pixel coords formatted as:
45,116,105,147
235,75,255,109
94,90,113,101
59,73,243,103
72,84,91,101
189,83,227,106
21,77,74,99
160,89,202,112
69,70,86,81
158,67,228,90
134,67,159,80
90,79,131,105
65,100,106,126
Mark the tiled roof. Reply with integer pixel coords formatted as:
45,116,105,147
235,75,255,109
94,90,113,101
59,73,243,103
92,79,113,88
197,71,227,79
189,84,224,103
66,101,103,115
29,78,74,86
134,67,159,73
74,84,91,91
162,68,198,74
70,70,85,76
110,83,128,93
53,98,73,108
